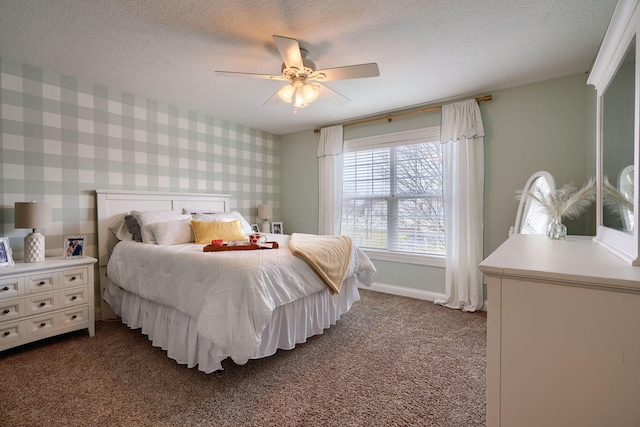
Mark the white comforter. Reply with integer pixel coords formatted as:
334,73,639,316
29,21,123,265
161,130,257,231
106,234,376,364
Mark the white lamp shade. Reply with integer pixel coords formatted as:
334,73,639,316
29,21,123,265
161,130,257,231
303,84,319,103
258,204,272,220
294,86,305,108
277,84,294,103
15,202,51,263
15,202,52,230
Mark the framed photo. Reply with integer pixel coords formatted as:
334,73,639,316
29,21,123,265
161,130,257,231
272,222,283,235
64,235,86,259
250,224,260,233
0,237,15,267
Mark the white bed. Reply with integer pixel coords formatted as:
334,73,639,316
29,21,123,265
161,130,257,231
95,189,375,373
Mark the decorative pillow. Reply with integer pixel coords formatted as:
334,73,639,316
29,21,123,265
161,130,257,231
124,214,143,242
191,219,247,244
108,217,133,241
131,210,191,244
193,211,253,235
149,219,194,246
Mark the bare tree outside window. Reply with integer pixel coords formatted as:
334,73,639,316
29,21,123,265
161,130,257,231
341,140,445,255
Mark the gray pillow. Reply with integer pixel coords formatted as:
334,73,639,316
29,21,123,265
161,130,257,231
124,214,142,242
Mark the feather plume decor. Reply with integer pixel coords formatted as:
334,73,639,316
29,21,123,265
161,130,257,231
602,176,634,219
516,177,595,239
524,177,596,221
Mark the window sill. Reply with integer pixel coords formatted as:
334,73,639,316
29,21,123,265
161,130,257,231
363,249,445,268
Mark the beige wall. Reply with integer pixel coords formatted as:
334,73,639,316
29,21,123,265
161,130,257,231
280,73,594,296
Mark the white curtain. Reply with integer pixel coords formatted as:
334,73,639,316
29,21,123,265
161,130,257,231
435,99,485,311
317,125,344,235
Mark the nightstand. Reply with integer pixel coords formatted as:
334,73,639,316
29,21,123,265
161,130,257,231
0,256,96,352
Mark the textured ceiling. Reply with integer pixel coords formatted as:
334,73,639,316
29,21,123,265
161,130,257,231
0,0,618,135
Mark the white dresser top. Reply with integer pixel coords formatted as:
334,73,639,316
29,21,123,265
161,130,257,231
0,256,97,276
480,234,640,294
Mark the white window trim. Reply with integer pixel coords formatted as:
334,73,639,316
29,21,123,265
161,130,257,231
344,125,445,260
363,248,446,268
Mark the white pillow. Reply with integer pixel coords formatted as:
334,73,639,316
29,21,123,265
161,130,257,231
193,211,253,235
131,210,191,244
148,219,194,246
108,216,133,241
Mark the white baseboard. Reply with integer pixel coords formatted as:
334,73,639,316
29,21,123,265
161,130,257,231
360,281,487,311
359,281,446,302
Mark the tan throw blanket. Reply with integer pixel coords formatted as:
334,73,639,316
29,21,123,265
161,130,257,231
289,233,353,294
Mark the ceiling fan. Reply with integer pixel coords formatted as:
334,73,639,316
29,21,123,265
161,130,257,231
215,35,380,112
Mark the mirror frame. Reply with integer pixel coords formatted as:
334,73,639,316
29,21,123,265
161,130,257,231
512,171,555,236
589,0,640,265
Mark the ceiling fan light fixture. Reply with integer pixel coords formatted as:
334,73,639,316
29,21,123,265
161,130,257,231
303,83,319,103
277,84,294,103
216,35,380,111
294,85,305,108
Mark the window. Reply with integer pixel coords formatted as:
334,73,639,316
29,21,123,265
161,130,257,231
341,127,445,258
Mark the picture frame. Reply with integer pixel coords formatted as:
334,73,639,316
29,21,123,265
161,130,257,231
272,222,283,235
250,224,260,233
64,235,86,259
0,237,15,267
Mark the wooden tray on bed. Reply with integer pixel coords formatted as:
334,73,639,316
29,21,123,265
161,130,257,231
203,242,279,252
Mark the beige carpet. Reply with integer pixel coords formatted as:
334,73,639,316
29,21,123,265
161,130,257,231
0,289,486,427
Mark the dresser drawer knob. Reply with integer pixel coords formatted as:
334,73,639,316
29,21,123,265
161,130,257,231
71,315,77,320
39,302,46,307
1,286,9,291
40,322,46,327
70,276,77,281
3,331,9,336
38,281,45,286
2,309,9,314
71,296,77,301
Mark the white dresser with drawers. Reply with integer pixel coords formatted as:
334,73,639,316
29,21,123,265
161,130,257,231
480,234,640,427
0,256,96,351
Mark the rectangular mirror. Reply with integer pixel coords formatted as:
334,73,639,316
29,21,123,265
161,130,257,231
589,1,639,265
602,36,635,233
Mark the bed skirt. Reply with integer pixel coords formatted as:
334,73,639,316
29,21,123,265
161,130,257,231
106,278,361,373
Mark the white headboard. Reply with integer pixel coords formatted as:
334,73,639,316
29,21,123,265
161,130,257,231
95,189,231,319
95,189,231,267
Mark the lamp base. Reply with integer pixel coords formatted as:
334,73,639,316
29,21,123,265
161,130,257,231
261,220,271,233
24,232,45,262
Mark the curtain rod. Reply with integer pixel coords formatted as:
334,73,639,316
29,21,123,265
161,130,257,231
313,95,492,133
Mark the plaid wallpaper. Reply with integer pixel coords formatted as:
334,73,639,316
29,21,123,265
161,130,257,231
0,57,280,262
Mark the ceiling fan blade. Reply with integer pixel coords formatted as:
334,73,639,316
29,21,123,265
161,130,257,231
273,35,303,70
310,63,380,82
263,88,282,106
215,71,288,81
316,83,350,105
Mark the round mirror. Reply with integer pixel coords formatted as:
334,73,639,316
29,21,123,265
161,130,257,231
513,171,555,235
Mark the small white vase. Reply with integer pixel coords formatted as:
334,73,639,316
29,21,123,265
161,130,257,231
546,217,567,240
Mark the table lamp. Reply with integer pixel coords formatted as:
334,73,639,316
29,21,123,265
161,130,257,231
15,201,52,263
258,204,272,233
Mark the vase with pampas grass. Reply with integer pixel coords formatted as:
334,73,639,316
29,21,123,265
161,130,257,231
521,178,596,239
